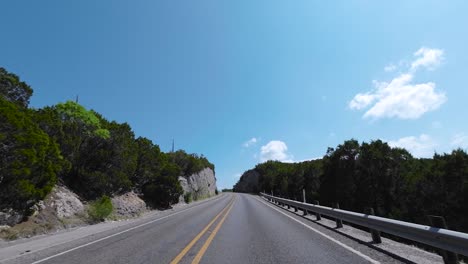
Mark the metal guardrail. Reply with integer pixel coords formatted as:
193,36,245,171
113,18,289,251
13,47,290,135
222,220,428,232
260,193,468,259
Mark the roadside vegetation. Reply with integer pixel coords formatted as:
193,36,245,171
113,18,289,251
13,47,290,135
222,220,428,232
234,139,468,234
88,196,113,222
0,67,214,222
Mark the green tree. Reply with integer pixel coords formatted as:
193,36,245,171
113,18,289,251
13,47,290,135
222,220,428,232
168,150,214,176
0,67,33,108
132,137,164,188
0,98,62,211
142,163,183,208
34,101,126,199
414,150,468,231
355,140,412,215
320,140,360,208
72,120,137,199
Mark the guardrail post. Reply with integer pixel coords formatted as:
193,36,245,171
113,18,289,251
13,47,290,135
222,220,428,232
294,196,298,212
334,203,343,228
428,215,459,264
365,207,382,243
302,189,308,216
313,200,321,220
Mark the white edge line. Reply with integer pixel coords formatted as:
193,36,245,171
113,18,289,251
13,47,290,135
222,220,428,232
25,194,228,264
254,196,380,264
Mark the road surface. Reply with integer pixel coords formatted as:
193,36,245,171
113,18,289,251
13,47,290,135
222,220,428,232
1,193,413,264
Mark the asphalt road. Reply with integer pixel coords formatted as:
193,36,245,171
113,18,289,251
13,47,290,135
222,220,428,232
1,193,409,264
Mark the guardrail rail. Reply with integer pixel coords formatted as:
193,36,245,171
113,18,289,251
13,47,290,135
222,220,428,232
260,193,468,263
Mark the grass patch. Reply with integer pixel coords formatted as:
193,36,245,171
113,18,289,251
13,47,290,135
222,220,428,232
1,229,19,240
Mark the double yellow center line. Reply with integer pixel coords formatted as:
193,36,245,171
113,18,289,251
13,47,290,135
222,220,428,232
170,196,236,264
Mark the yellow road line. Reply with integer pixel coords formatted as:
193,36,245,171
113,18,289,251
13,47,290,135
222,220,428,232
170,197,234,264
191,197,236,264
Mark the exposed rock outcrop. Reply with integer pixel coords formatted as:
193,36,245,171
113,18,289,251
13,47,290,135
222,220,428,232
179,168,217,201
233,169,260,193
111,192,147,218
0,185,87,240
0,210,23,226
0,185,85,227
49,185,85,218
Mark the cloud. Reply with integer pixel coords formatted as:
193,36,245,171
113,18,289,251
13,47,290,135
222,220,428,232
234,173,242,179
364,74,445,119
349,92,376,110
243,137,257,148
411,47,444,71
349,47,447,119
384,64,397,72
451,133,468,149
388,134,437,158
260,140,293,162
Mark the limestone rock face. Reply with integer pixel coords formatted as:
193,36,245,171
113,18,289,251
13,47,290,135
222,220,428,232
111,192,147,218
0,185,85,228
233,169,260,193
179,168,216,201
0,209,23,226
49,185,85,218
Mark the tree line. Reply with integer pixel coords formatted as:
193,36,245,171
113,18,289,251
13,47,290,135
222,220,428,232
0,67,214,216
234,139,468,233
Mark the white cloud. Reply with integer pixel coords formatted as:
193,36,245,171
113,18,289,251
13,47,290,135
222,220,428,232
260,140,293,162
388,134,437,158
365,74,446,119
234,173,242,179
411,47,444,71
349,47,447,119
384,64,397,72
349,92,376,110
243,137,257,148
451,133,468,149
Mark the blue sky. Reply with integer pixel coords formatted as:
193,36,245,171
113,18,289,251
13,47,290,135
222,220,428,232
2,1,468,189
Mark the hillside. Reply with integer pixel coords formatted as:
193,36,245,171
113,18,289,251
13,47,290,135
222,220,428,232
0,67,217,235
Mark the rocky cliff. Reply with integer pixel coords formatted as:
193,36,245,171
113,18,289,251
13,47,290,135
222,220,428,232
233,169,260,193
179,168,217,201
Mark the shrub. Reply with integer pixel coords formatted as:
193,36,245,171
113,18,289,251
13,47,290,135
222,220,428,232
184,192,193,203
88,196,113,222
215,189,219,195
